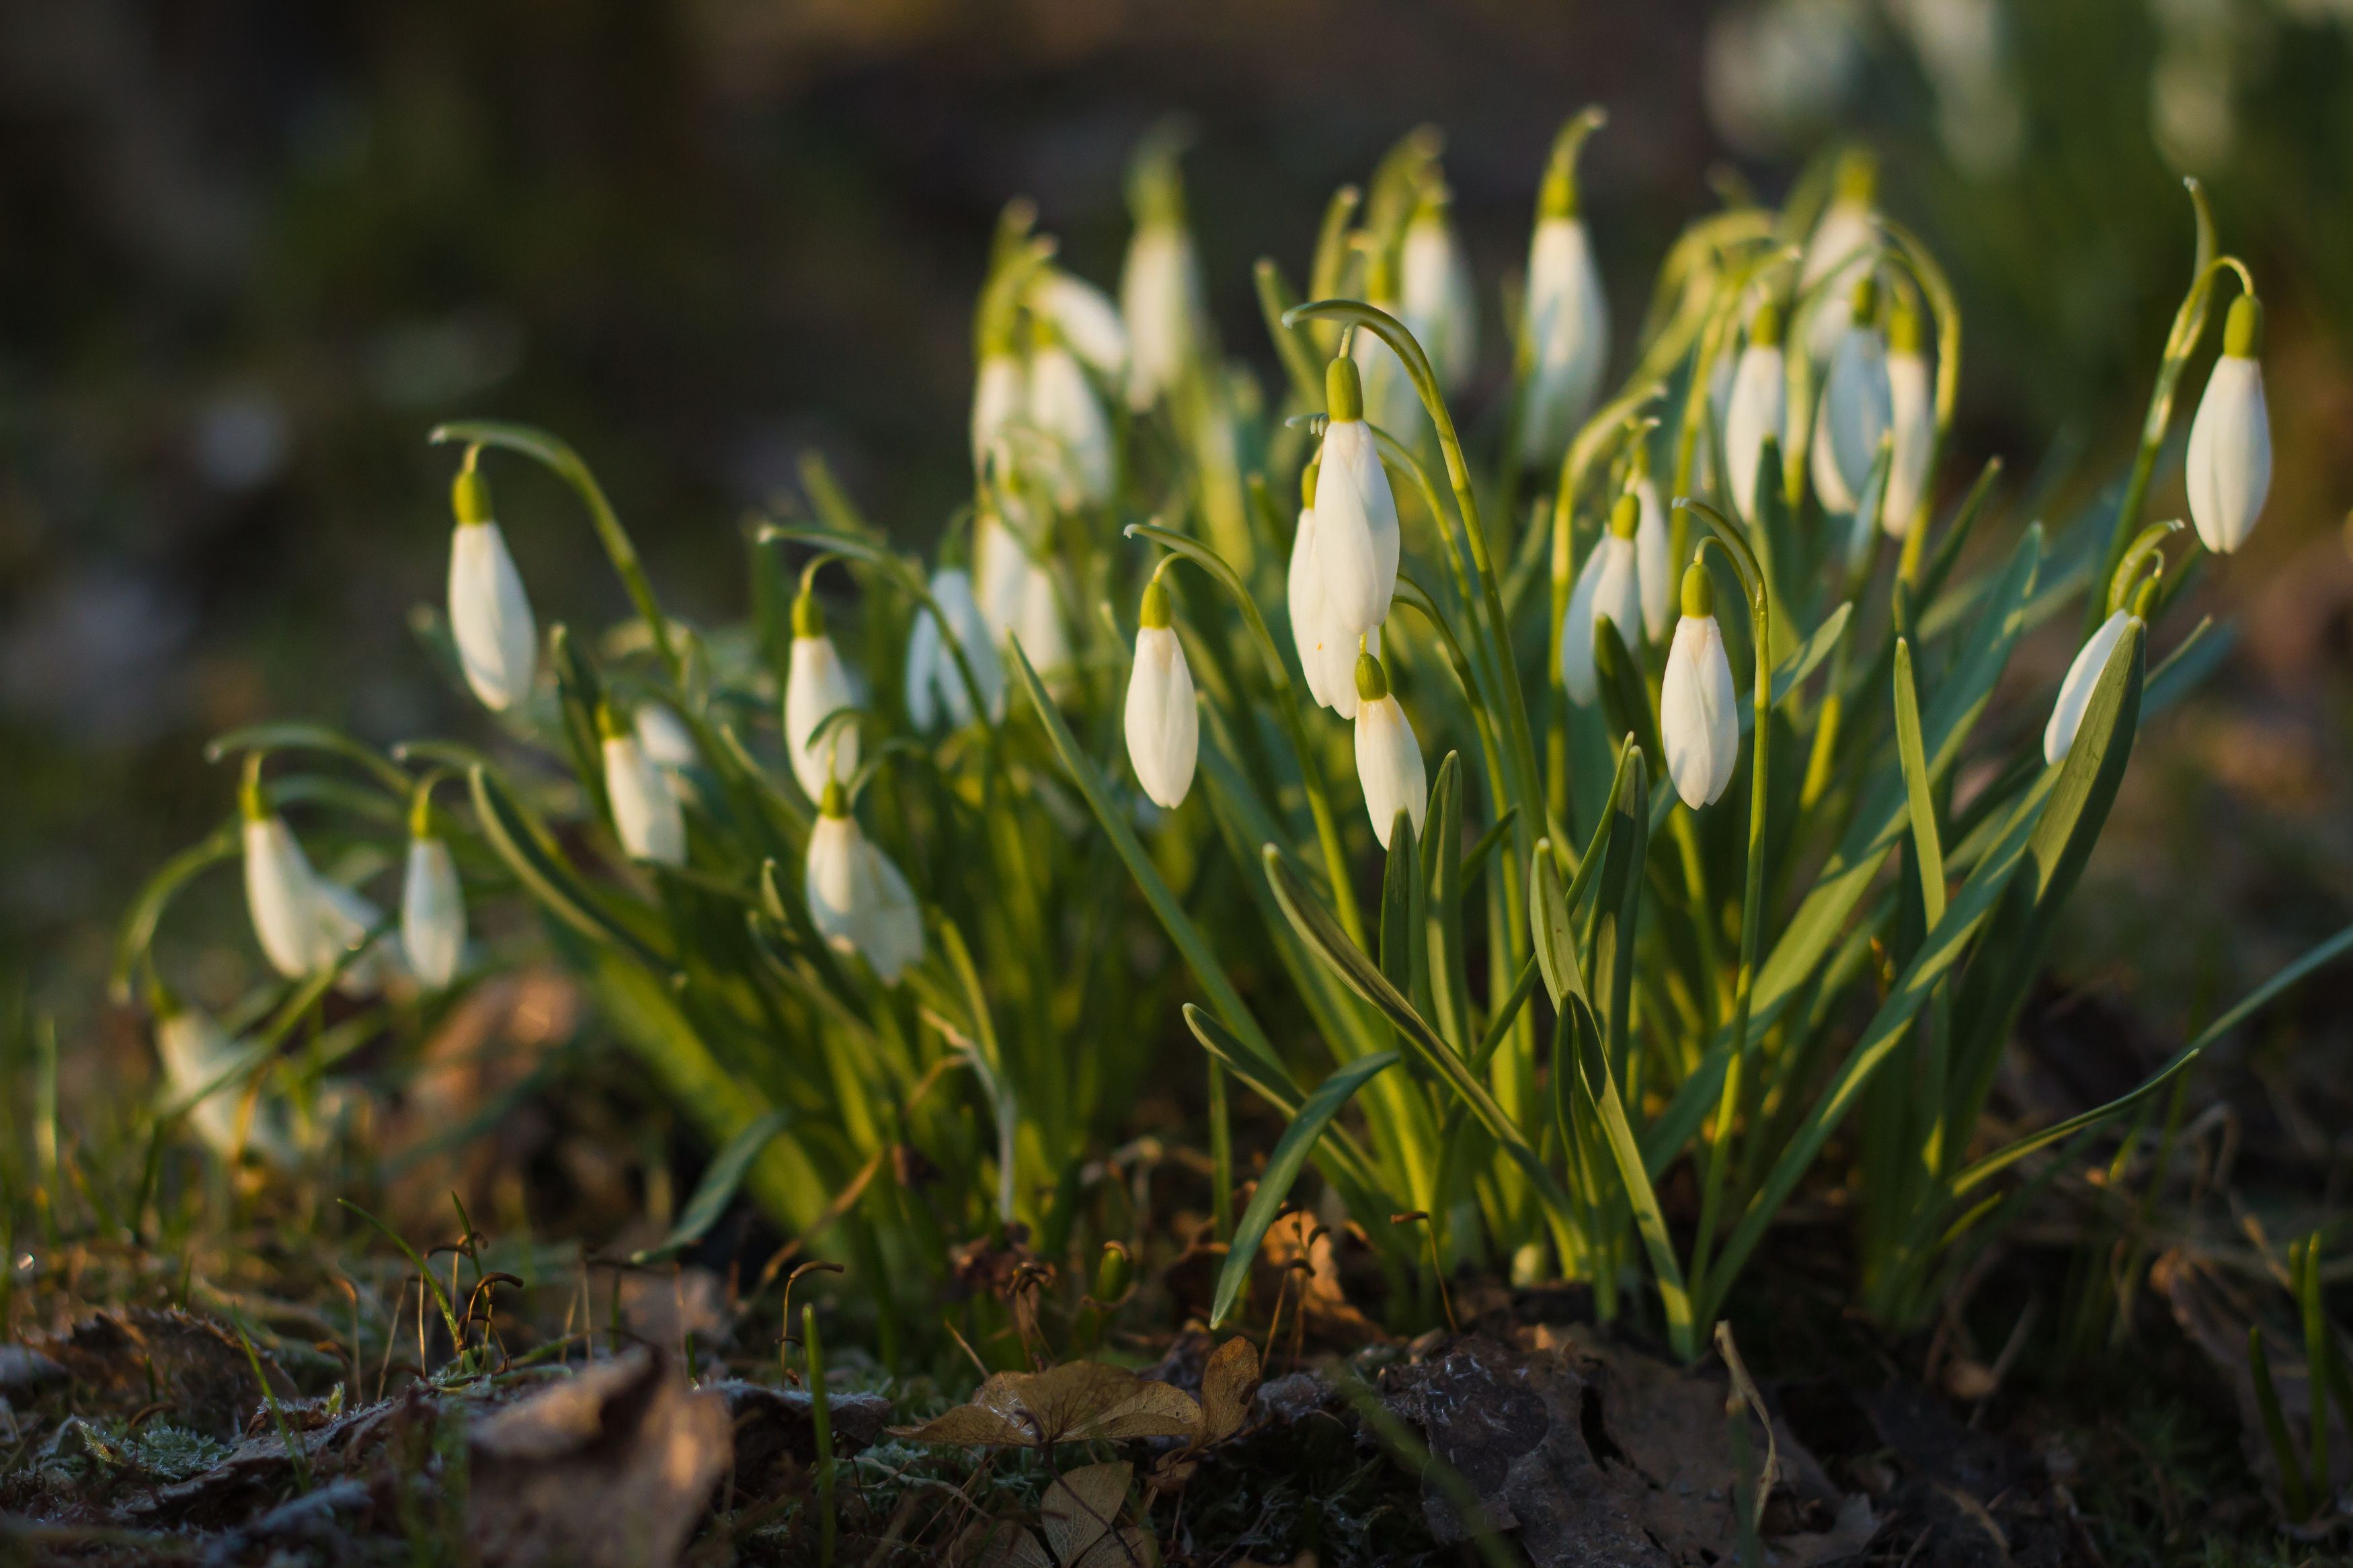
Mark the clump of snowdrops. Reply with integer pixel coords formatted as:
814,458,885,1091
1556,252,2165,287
118,119,2347,1366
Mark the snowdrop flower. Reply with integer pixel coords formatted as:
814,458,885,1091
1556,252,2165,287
1353,648,1428,850
2044,609,2137,765
1287,462,1384,719
241,764,328,980
446,460,538,712
1884,297,1935,536
1027,317,1114,509
905,567,1004,730
400,786,465,990
634,704,698,771
1121,158,1203,410
805,779,924,983
1348,237,1421,438
971,337,1027,474
1800,151,1878,361
600,704,686,865
1401,185,1478,395
1035,268,1129,382
785,589,860,802
1015,554,1072,683
151,989,295,1165
1724,299,1789,526
1661,563,1741,808
972,505,1031,643
1810,275,1892,515
1519,130,1610,466
1123,573,1198,809
1311,358,1402,641
2185,292,2272,555
1560,495,1644,707
1631,462,1672,643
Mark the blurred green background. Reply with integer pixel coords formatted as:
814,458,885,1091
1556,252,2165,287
4,0,2350,1071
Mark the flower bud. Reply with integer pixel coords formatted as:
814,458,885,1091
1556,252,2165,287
600,704,686,865
1311,368,1402,642
1123,578,1199,810
2185,293,2271,555
1401,186,1478,395
1884,298,1934,536
785,593,861,803
971,351,1027,475
1035,268,1129,382
2044,609,2136,765
153,991,297,1165
805,786,924,983
446,463,539,712
400,831,465,991
1800,151,1878,360
906,567,1004,731
1027,317,1114,509
634,704,699,771
1724,303,1788,526
1353,651,1427,850
242,767,327,981
1519,120,1609,465
1810,276,1892,515
1661,565,1740,808
1632,472,1671,644
1560,508,1641,707
1121,206,1203,411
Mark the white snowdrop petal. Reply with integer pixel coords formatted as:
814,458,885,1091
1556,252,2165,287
448,522,538,711
1311,421,1402,638
1355,694,1429,850
971,354,1027,472
1122,226,1200,410
1560,536,1636,707
1123,626,1199,810
635,704,698,770
401,836,466,989
1520,217,1609,464
1039,272,1129,379
604,736,686,865
243,817,323,979
1810,325,1892,515
1885,351,1934,536
2185,356,2270,554
2043,610,2135,766
785,635,861,802
1725,345,1787,525
1028,344,1114,509
1634,480,1672,644
1661,616,1741,808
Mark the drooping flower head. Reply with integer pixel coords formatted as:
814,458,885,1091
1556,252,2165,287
1352,647,1428,850
1123,571,1199,810
1560,493,1644,707
785,585,861,804
1519,110,1610,466
600,702,687,866
1661,561,1741,809
446,456,538,712
1811,273,1892,515
1724,297,1789,526
400,778,466,990
805,776,924,983
2186,291,2272,555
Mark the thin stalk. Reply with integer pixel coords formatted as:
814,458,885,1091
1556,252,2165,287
803,1305,837,1565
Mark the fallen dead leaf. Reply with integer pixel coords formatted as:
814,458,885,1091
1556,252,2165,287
36,1308,298,1443
891,1361,1201,1448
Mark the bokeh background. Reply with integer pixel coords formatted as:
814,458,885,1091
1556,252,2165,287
5,0,2352,1079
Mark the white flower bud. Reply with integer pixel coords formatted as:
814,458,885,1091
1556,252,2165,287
1352,653,1427,850
634,704,698,770
1036,270,1129,382
1661,566,1741,808
1724,302,1788,526
1520,218,1610,466
1121,223,1201,411
971,352,1027,474
2044,609,2137,766
243,811,325,980
602,713,686,866
1310,362,1402,641
1800,162,1878,360
2186,294,2272,555
1123,580,1198,810
1810,279,1892,515
1632,476,1671,643
784,596,861,803
805,788,924,983
1884,303,1935,536
906,567,1004,731
155,1001,296,1165
401,835,465,989
1560,499,1642,707
973,509,1031,643
446,467,537,712
1402,192,1479,395
1027,326,1113,510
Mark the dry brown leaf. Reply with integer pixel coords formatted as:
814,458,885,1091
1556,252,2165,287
891,1361,1202,1448
1196,1336,1261,1446
1041,1461,1129,1563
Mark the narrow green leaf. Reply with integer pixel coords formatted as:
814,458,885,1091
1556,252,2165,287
205,723,413,798
1892,640,1946,929
1529,839,1593,1014
1423,754,1472,1056
1210,1052,1400,1327
630,1109,792,1264
111,821,239,1000
1380,809,1419,1003
1566,988,1693,1354
467,766,668,969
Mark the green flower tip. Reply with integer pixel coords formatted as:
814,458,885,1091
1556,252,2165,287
1833,146,1878,206
1301,458,1320,511
238,753,271,822
1139,575,1172,630
1749,297,1785,350
409,785,438,840
792,589,826,639
1325,355,1365,423
1092,1242,1131,1301
2224,292,2264,358
1354,646,1389,704
2128,571,2161,620
452,463,493,528
1680,561,1714,620
595,701,627,742
1609,493,1639,540
1849,272,1879,327
819,774,849,819
1889,296,1925,356
1026,311,1057,353
1538,106,1604,222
